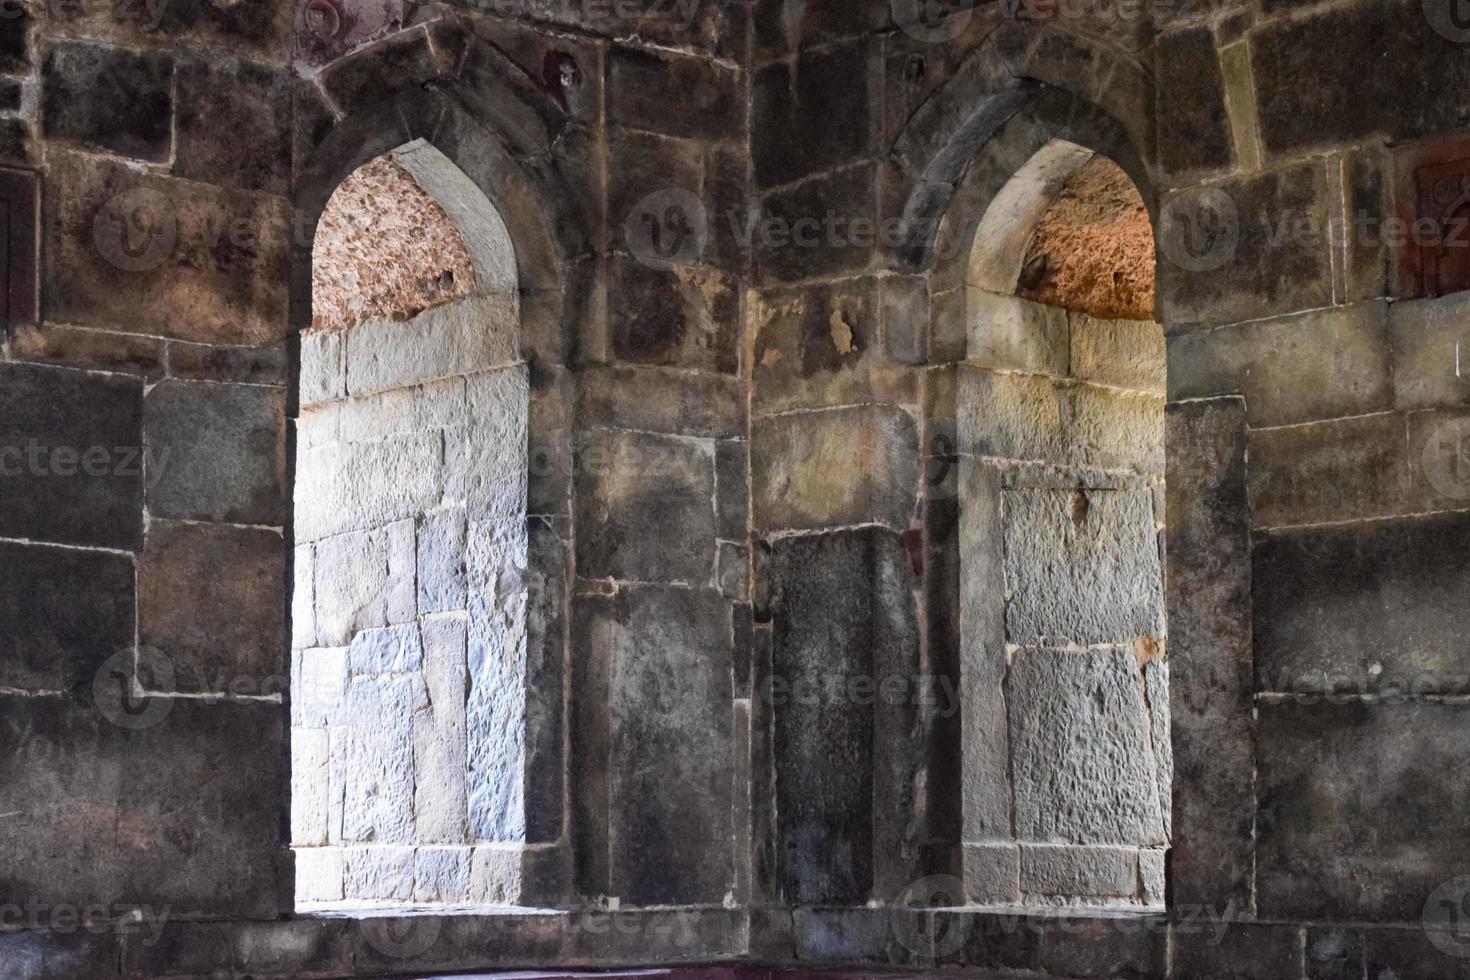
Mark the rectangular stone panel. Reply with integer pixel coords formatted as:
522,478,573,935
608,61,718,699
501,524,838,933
751,404,918,533
1165,397,1254,912
1257,699,1470,921
0,361,143,550
1069,314,1165,394
1246,413,1409,528
1018,843,1139,899
1254,512,1470,697
41,41,173,161
344,294,520,398
967,291,1069,377
1388,291,1470,411
0,540,133,693
573,428,716,584
1002,488,1164,647
0,695,284,917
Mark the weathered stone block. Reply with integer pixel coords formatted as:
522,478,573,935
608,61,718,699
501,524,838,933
1069,314,1165,393
754,162,876,284
1002,488,1164,646
446,367,529,523
344,294,520,397
295,847,344,904
416,614,469,844
138,520,285,695
415,846,471,903
174,56,290,194
44,151,290,346
1167,301,1392,427
751,405,918,533
346,623,422,676
1018,843,1138,898
10,323,165,378
574,428,716,584
299,330,345,406
145,380,285,526
577,364,744,439
0,540,133,693
1388,291,1470,411
313,528,388,646
294,646,347,729
607,257,738,374
1156,25,1233,176
341,674,423,845
1247,413,1409,528
1007,648,1167,846
0,362,143,550
753,37,876,189
966,290,1069,376
1257,699,1470,921
0,696,284,917
340,432,444,532
607,46,742,141
1255,512,1470,697
962,842,1020,905
1172,922,1304,980
417,508,468,615
343,846,415,902
41,41,172,161
291,727,329,846
466,589,528,843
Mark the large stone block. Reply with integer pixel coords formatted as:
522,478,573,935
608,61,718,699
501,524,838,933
751,405,918,533
138,520,285,695
1388,291,1470,411
343,295,520,397
577,364,744,439
0,541,133,694
754,162,876,285
1257,699,1470,921
606,257,739,374
41,41,172,161
446,367,530,523
1018,843,1139,899
1165,398,1255,912
1002,488,1164,646
1254,512,1470,697
1156,25,1233,177
466,589,528,842
966,290,1069,377
0,362,143,550
416,615,469,844
174,55,291,194
573,428,716,584
607,45,742,141
341,674,422,845
1069,314,1165,394
753,37,876,189
1007,648,1167,846
1167,301,1392,427
0,695,285,917
291,726,329,846
1247,413,1409,528
312,527,388,646
767,528,919,904
43,151,290,347
144,380,285,526
417,508,468,615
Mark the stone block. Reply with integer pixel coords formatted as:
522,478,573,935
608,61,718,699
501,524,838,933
45,151,289,346
1388,291,1470,411
1139,847,1166,906
1172,922,1304,980
607,257,738,374
346,624,422,676
1167,301,1392,427
1247,413,1409,528
1255,512,1470,697
966,290,1069,376
1018,843,1138,898
385,518,416,624
1007,648,1167,846
343,846,415,902
748,277,917,413
1002,488,1164,646
174,55,291,194
291,727,329,846
138,520,285,695
573,428,716,584
1036,916,1167,978
466,518,527,599
1364,926,1470,979
880,274,928,366
341,674,423,845
716,440,748,541
41,41,172,161
313,528,388,646
1156,25,1233,176
962,842,1020,905
751,405,918,533
469,844,522,905
10,323,166,378
294,646,347,729
344,294,520,397
1069,314,1165,393
292,544,316,650
753,38,876,189
466,589,528,843
415,846,471,903
1143,659,1172,834
1307,927,1364,980
607,45,741,141
591,586,734,905
577,364,744,439
446,367,528,523
0,696,284,917
754,162,876,284
417,508,468,614
1258,699,1470,921
0,361,143,550
340,431,444,533
415,615,469,844
295,847,344,904
144,380,285,526
0,540,133,693
767,528,918,904
299,330,345,406
1158,161,1332,328
1165,398,1254,912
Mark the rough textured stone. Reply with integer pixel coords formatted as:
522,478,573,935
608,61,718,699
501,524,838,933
1255,512,1470,697
175,56,290,193
966,290,1069,376
41,41,172,160
1388,291,1470,411
9,323,166,378
608,45,741,141
1002,488,1164,646
138,520,285,695
312,528,389,646
607,258,739,374
417,509,468,614
962,842,1020,905
0,540,134,694
344,295,519,397
1018,843,1138,898
447,367,529,522
1247,413,1409,528
292,727,330,846
1156,25,1233,176
1069,314,1165,393
753,38,876,189
0,362,143,550
578,364,744,439
1007,648,1167,846
1172,922,1304,980
574,428,716,584
145,380,285,525
1257,699,1470,921
466,589,529,842
342,674,423,845
751,405,918,533
416,616,469,844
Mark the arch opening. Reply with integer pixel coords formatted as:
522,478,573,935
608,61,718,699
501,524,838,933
954,139,1169,910
290,140,532,911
